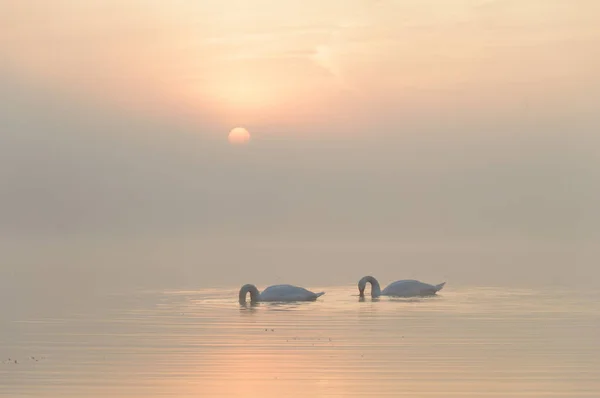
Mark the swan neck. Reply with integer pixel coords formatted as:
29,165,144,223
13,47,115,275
239,284,260,304
359,276,381,297
370,278,382,297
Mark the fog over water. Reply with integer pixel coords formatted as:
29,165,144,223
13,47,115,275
1,2,599,396
1,73,598,292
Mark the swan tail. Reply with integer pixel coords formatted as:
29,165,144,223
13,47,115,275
314,292,325,298
434,282,446,292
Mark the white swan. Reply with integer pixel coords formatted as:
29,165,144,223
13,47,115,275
239,284,325,304
358,276,445,298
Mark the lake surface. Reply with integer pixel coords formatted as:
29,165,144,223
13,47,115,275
1,285,599,397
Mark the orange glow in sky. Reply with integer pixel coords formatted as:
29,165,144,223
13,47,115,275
1,1,598,134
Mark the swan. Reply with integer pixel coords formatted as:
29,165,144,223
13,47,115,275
358,276,445,298
239,284,325,304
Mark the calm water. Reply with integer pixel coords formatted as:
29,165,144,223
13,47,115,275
1,285,599,397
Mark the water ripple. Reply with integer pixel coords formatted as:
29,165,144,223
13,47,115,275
1,286,599,397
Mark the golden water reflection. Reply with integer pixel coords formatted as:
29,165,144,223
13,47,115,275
1,287,599,397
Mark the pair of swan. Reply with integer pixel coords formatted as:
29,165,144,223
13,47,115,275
239,277,445,304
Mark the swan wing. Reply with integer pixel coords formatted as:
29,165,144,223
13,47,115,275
382,280,444,297
260,284,324,302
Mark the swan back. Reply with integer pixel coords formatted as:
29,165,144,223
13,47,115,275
358,276,382,298
260,284,324,302
239,284,260,304
381,280,446,297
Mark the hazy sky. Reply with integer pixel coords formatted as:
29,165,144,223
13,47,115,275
1,1,599,288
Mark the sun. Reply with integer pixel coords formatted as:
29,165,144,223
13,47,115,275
228,127,251,145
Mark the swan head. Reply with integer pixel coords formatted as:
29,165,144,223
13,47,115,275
358,276,381,298
239,284,260,305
